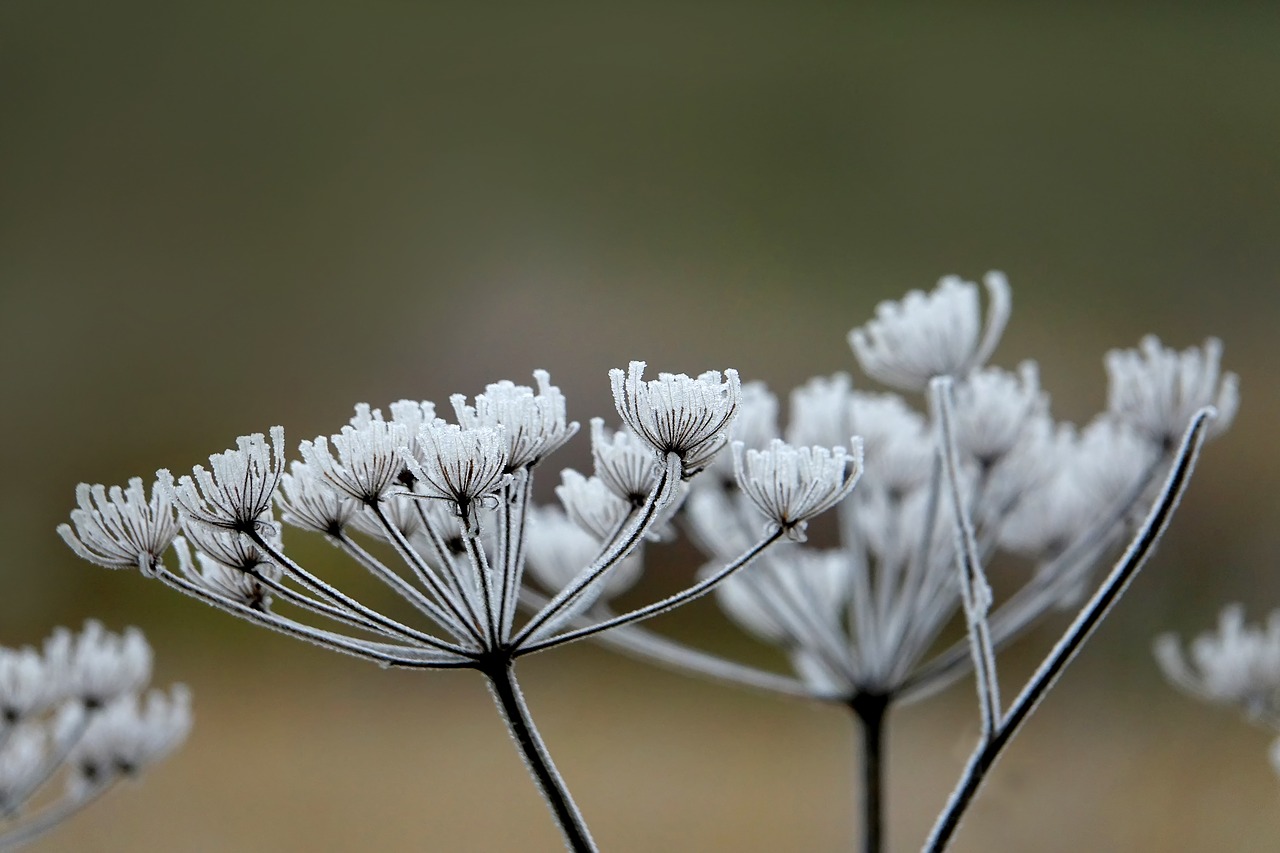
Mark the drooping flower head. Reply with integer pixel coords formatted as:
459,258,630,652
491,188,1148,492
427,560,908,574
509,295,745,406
57,477,179,575
609,361,741,479
849,272,1011,392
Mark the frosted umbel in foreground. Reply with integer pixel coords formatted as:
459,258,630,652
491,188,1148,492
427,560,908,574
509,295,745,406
57,271,1234,852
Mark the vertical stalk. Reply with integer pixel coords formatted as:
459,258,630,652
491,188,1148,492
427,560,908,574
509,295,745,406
484,659,598,853
850,692,889,853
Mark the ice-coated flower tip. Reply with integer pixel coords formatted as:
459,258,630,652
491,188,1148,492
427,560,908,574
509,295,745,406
733,438,864,540
402,423,510,518
58,477,179,574
299,416,410,504
43,622,153,709
849,272,1011,392
161,426,285,534
610,361,741,479
452,370,579,470
1106,335,1239,445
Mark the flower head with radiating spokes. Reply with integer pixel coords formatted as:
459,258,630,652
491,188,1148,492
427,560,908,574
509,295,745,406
300,417,409,504
1155,604,1280,725
42,622,152,709
589,419,658,505
733,438,864,541
950,362,1046,464
67,684,192,794
1106,335,1239,446
610,361,741,479
452,371,579,471
173,536,280,611
849,272,1011,392
555,470,630,542
161,427,285,534
403,423,510,522
276,460,358,535
57,477,179,575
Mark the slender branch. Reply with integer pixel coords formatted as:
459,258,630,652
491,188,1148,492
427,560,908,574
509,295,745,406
850,692,889,853
250,531,474,655
368,502,487,646
931,378,1001,737
483,659,598,853
514,453,681,647
520,528,784,655
922,407,1215,853
332,531,461,630
0,779,113,850
153,565,477,668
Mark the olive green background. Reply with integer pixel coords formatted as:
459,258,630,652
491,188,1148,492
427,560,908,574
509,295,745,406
2,3,1278,850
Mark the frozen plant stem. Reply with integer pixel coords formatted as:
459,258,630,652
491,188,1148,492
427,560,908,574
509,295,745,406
483,657,598,853
849,692,889,853
922,407,1215,853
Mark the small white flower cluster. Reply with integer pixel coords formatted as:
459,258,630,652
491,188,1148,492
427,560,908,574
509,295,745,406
0,622,190,847
59,365,852,667
605,272,1236,704
1156,605,1280,774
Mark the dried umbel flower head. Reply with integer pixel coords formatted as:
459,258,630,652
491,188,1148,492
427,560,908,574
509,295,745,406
1106,335,1239,446
732,439,864,541
451,370,579,471
1155,605,1280,726
299,417,410,504
161,426,286,534
0,624,190,849
610,361,741,478
58,477,179,574
849,271,1011,392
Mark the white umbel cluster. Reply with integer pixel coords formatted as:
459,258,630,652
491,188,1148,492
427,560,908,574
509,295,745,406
849,272,1011,392
0,623,190,846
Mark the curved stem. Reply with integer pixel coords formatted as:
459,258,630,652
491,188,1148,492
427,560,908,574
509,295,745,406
922,407,1214,852
850,692,889,853
484,660,597,853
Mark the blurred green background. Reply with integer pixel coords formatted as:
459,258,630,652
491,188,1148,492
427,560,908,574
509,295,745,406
2,3,1278,850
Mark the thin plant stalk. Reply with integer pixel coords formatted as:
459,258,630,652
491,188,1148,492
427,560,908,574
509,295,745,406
483,658,598,853
850,691,890,853
922,406,1214,853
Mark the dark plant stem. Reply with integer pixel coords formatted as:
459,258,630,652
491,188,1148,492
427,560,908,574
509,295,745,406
484,658,598,853
850,692,889,853
922,408,1213,852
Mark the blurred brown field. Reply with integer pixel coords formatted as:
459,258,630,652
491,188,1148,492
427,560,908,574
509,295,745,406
2,3,1279,850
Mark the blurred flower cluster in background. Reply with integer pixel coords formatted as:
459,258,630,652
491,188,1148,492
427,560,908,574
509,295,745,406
1,3,1278,851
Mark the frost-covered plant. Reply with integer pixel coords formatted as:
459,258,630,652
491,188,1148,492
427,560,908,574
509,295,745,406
1155,605,1280,773
0,622,190,850
565,273,1232,851
59,365,857,851
55,272,1233,852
